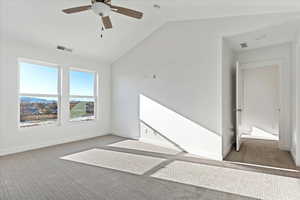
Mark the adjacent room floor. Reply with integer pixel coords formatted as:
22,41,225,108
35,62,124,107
0,135,300,200
225,138,298,170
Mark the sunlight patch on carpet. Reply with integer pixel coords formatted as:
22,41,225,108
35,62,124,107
61,149,165,175
109,140,181,155
151,161,300,200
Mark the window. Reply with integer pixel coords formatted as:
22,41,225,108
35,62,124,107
19,60,60,128
69,69,97,121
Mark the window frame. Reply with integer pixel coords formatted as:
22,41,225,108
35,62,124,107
18,58,62,128
68,67,98,122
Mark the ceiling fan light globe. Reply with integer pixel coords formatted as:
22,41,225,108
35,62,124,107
92,2,111,17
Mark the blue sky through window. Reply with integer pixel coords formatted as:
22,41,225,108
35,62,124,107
20,62,58,95
69,70,94,96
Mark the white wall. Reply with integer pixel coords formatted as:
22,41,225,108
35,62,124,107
0,38,112,155
292,35,300,166
242,65,280,136
237,43,292,150
0,0,6,152
222,39,236,158
111,14,296,160
112,20,223,160
297,43,300,166
290,42,297,164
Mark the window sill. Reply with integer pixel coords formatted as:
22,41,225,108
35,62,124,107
19,121,60,130
67,117,97,125
18,118,98,130
69,116,96,122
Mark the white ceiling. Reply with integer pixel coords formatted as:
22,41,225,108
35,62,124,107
226,19,300,52
2,0,300,63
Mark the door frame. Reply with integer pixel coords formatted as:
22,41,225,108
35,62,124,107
236,61,242,151
239,59,289,150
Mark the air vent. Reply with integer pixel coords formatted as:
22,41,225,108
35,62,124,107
153,4,161,9
57,45,73,53
240,43,248,49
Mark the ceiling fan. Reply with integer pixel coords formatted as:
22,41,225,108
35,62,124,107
62,0,143,29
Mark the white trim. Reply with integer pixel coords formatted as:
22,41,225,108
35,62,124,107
19,121,60,129
18,57,59,69
58,66,63,125
95,72,99,120
223,140,234,159
240,59,283,70
69,67,97,73
20,93,59,97
240,58,290,150
295,41,300,166
69,95,95,99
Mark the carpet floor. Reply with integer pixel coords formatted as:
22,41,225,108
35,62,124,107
1,135,299,200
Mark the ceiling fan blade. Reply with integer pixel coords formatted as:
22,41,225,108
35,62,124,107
102,16,113,29
62,5,92,14
110,5,143,19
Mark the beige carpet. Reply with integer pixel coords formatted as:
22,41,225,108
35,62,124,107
1,135,256,200
60,138,300,200
61,148,166,175
151,160,300,200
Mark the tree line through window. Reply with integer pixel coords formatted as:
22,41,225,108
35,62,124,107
19,60,97,128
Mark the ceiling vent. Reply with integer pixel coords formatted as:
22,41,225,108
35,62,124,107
240,42,248,49
57,45,73,53
153,4,161,9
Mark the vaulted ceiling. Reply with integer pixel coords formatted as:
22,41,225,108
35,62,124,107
2,0,300,63
226,19,300,52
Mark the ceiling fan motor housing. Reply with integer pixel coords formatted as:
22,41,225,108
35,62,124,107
92,2,111,17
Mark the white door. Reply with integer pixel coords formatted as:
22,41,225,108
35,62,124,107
236,61,243,151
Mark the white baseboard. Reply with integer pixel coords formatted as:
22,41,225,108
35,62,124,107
139,137,222,160
0,132,109,157
222,141,233,159
290,148,300,167
278,142,291,151
111,131,140,140
139,137,180,151
291,150,297,165
187,148,223,161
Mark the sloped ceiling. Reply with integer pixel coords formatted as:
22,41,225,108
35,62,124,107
226,19,300,52
1,0,300,63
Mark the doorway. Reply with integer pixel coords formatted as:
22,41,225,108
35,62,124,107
227,60,298,170
241,64,280,140
236,61,282,152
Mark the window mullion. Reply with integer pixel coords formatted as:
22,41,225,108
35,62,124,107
20,93,58,98
69,95,95,99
